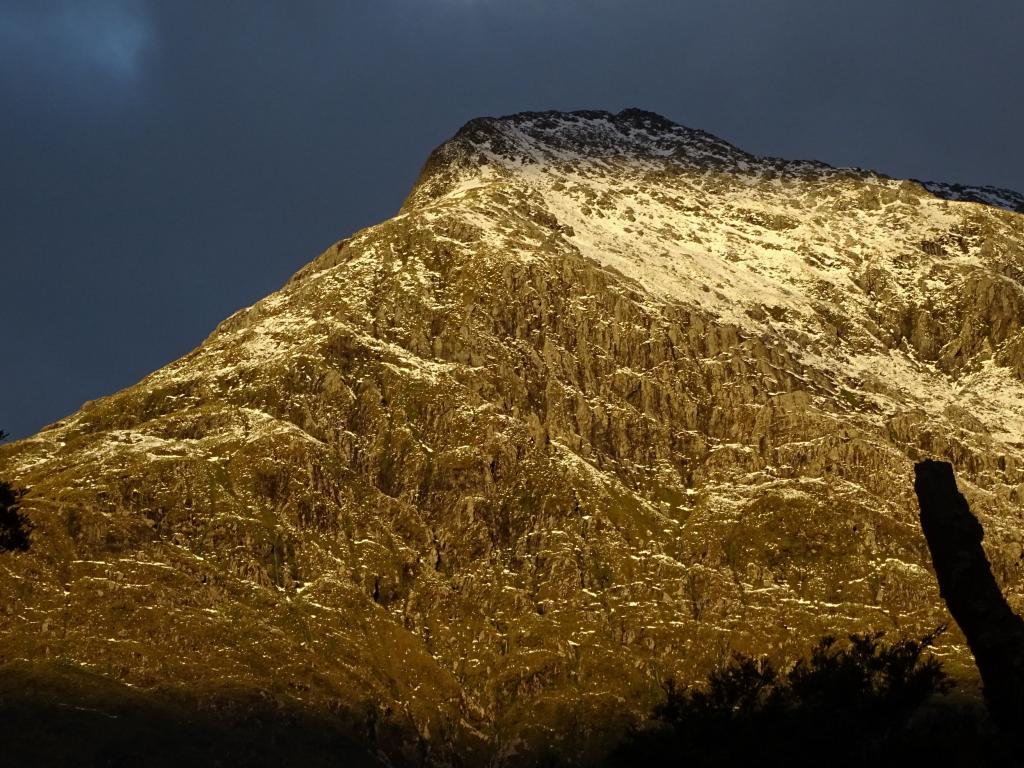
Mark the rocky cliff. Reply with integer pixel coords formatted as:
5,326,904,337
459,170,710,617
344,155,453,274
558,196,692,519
2,109,1024,763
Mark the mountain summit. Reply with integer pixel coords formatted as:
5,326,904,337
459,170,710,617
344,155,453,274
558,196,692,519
3,110,1024,762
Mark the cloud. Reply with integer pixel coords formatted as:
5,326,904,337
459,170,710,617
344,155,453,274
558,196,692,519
0,0,153,87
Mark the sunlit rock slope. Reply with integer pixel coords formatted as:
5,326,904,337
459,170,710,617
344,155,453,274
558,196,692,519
3,109,1024,763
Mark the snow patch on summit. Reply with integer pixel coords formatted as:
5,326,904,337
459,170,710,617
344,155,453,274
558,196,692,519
422,110,1024,446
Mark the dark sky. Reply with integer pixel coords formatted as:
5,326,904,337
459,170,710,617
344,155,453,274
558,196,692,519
2,1,1022,439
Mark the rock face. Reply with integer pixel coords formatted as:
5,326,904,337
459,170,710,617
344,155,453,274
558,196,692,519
2,109,1024,762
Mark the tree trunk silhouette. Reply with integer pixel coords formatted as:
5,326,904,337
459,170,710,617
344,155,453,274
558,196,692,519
914,459,1024,737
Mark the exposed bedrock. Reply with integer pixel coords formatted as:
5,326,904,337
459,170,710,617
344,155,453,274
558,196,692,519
3,109,1024,761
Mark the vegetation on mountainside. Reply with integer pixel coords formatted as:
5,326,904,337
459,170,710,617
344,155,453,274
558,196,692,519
613,629,1013,767
0,431,31,552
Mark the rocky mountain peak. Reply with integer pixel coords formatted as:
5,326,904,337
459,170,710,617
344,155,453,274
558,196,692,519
2,109,1024,763
404,108,754,208
449,108,744,165
408,109,1024,218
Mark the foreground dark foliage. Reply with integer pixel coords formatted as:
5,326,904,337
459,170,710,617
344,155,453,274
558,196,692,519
0,482,30,552
613,630,1016,767
0,430,31,552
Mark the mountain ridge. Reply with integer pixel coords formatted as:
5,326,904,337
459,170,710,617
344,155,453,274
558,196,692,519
2,109,1024,763
407,108,1023,214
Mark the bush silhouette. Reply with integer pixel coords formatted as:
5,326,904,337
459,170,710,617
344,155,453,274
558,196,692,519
612,630,973,767
0,481,30,552
0,430,31,552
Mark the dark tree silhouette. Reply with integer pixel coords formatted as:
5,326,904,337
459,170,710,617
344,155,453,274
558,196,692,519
914,459,1024,741
614,630,956,767
0,430,32,552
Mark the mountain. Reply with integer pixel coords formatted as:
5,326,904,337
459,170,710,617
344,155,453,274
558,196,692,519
2,109,1024,763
